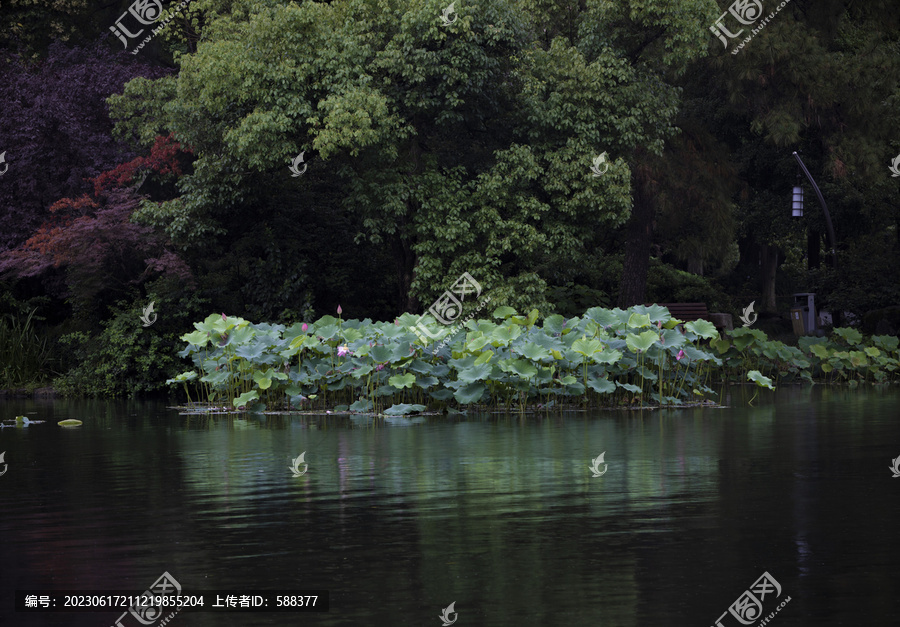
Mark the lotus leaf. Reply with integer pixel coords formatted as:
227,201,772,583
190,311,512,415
388,373,416,389
587,376,615,394
627,312,652,329
747,370,774,390
492,306,518,320
626,329,657,352
684,320,718,339
383,403,427,415
454,382,486,404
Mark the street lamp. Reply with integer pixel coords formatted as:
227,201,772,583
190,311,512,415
791,177,804,218
791,151,837,270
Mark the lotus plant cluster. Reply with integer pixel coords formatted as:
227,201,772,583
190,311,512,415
167,305,900,414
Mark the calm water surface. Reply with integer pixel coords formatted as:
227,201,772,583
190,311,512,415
1,386,899,626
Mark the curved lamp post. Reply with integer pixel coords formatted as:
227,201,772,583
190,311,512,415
791,151,838,270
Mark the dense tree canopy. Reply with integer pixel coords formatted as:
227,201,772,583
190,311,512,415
0,0,898,394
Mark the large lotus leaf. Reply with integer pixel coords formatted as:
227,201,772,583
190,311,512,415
388,373,416,389
403,358,431,374
201,369,230,387
351,364,374,378
504,358,538,379
195,313,237,334
710,336,731,355
368,345,393,363
542,314,566,334
491,325,522,345
519,342,551,361
383,403,427,415
390,341,413,362
182,330,210,347
592,348,623,365
341,328,364,343
457,362,493,383
349,399,374,412
747,370,775,390
572,337,603,356
681,345,717,362
630,304,672,324
374,384,397,397
235,341,267,362
167,371,198,385
873,335,900,352
587,376,615,394
585,307,624,329
833,327,863,346
616,381,641,393
416,375,439,389
559,375,577,385
233,390,259,408
454,382,486,404
798,335,827,354
849,351,868,367
637,366,658,381
810,343,830,359
562,380,586,395
429,389,455,401
626,330,658,352
684,320,718,339
316,324,340,341
492,306,518,320
474,350,494,366
865,346,880,358
466,335,491,351
627,312,651,329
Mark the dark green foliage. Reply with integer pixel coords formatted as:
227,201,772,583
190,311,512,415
0,308,56,388
54,285,207,397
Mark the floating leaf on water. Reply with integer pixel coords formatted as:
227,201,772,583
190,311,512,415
58,419,83,426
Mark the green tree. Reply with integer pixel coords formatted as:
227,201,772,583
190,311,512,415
110,0,716,317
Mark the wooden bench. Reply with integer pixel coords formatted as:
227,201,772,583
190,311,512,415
655,303,712,323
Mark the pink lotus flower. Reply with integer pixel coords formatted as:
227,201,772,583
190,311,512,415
376,363,385,371
337,345,351,357
676,350,685,361
222,313,227,321
302,323,308,331
337,304,342,315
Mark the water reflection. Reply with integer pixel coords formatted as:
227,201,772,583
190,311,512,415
1,387,899,625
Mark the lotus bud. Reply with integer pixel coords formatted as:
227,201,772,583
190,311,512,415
337,304,342,315
302,323,308,331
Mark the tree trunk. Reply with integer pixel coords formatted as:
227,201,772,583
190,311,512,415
760,243,778,313
807,229,820,269
617,167,654,308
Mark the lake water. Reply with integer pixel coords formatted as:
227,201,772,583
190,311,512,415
1,385,899,626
